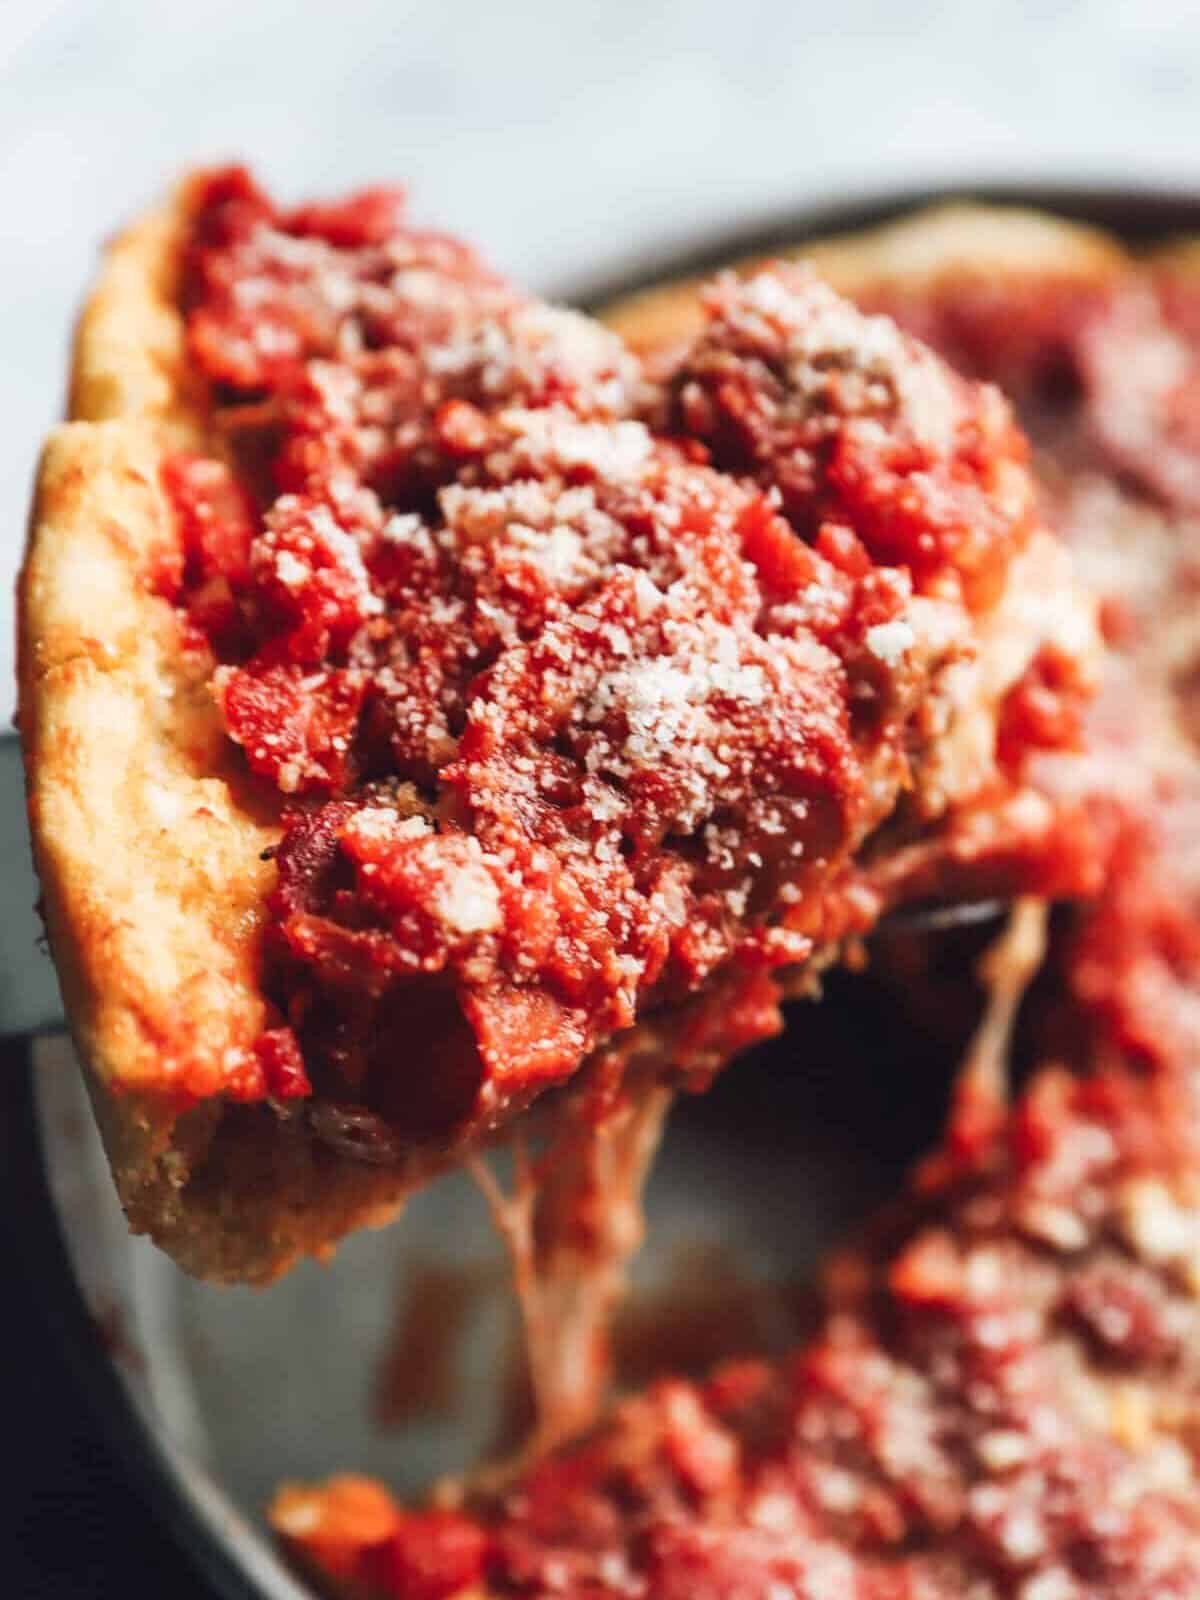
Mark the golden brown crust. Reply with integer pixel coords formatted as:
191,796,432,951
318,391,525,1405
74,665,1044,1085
20,186,421,1282
1147,235,1200,277
17,192,1135,1284
599,203,1129,356
67,203,197,429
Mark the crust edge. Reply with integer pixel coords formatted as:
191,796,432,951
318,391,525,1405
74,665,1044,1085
598,202,1131,355
18,188,418,1282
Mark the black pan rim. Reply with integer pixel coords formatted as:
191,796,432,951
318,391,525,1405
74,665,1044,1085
14,177,1200,1600
573,177,1200,311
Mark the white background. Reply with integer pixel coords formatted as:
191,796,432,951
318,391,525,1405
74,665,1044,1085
5,0,1200,717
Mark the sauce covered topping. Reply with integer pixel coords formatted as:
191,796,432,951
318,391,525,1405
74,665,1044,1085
165,170,1073,1148
656,268,1035,611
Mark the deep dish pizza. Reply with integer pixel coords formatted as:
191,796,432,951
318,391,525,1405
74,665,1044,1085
18,171,1094,1307
268,206,1200,1597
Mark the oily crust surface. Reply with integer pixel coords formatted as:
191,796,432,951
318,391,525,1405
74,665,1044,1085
18,190,1142,1285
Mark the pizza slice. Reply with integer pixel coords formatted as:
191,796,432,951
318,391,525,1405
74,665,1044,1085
19,171,1096,1294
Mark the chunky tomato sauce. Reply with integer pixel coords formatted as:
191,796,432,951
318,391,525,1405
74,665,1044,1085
164,170,1073,1140
272,245,1200,1597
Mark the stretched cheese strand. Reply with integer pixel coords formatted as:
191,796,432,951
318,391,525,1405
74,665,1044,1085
469,1078,674,1460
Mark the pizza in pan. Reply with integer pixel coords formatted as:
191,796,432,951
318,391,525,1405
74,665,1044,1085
269,209,1200,1597
18,171,1095,1300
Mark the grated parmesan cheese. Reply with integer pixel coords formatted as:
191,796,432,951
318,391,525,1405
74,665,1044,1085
274,550,309,589
728,269,960,452
436,863,502,936
865,619,915,666
497,408,653,481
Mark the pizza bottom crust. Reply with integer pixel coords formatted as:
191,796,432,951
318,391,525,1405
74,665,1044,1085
85,1085,415,1282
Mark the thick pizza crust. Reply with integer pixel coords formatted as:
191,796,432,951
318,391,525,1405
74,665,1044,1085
20,189,422,1281
17,189,1134,1285
599,203,1129,355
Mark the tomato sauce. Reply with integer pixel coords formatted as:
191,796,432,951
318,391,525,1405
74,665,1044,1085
165,170,1068,1144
